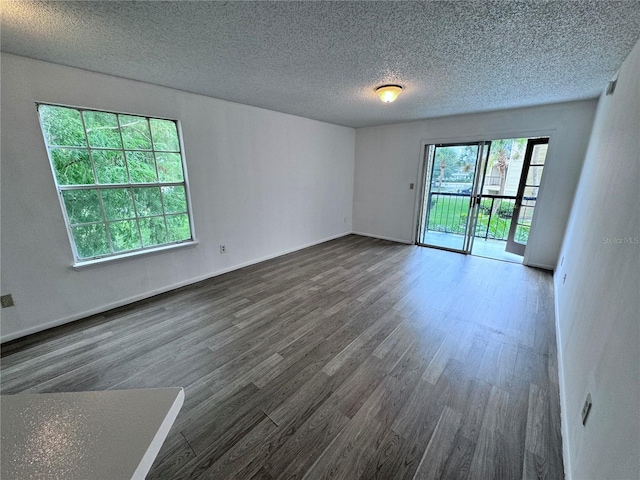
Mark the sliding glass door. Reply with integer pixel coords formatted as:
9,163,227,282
417,142,487,253
417,137,549,261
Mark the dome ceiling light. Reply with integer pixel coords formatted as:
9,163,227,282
375,84,403,103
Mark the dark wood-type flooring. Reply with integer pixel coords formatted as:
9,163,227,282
1,235,563,479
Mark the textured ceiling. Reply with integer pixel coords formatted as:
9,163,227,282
2,1,639,128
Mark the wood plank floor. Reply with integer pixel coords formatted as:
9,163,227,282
0,235,564,479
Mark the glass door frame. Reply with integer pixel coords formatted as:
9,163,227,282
505,137,550,255
416,141,489,254
466,141,492,254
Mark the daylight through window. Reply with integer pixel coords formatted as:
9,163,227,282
37,104,194,263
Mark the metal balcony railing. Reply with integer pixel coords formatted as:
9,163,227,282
424,193,518,241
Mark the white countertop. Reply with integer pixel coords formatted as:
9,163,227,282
1,388,184,480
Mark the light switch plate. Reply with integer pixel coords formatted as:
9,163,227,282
1,294,14,308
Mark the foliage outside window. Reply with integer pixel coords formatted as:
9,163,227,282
37,104,194,263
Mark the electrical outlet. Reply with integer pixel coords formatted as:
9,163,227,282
409,183,415,190
1,294,14,308
220,245,227,254
582,393,592,425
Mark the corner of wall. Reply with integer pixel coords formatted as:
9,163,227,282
551,38,640,480
554,285,573,480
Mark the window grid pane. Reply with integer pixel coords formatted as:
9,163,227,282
39,104,193,262
128,186,147,249
92,150,128,184
39,105,88,147
51,148,95,185
83,111,123,149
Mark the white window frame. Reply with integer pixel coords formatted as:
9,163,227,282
36,103,197,267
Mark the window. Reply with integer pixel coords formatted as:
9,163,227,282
37,104,195,264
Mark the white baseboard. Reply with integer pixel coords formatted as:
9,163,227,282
1,231,352,343
524,261,555,271
554,284,572,480
352,231,413,245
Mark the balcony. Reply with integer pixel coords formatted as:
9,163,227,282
420,192,530,262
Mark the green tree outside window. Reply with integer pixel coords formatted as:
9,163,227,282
38,104,194,262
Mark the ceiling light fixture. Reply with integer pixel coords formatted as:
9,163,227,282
376,84,403,103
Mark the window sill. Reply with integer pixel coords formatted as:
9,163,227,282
71,241,198,270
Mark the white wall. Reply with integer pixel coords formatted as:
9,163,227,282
0,53,355,341
554,40,640,480
353,100,597,268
